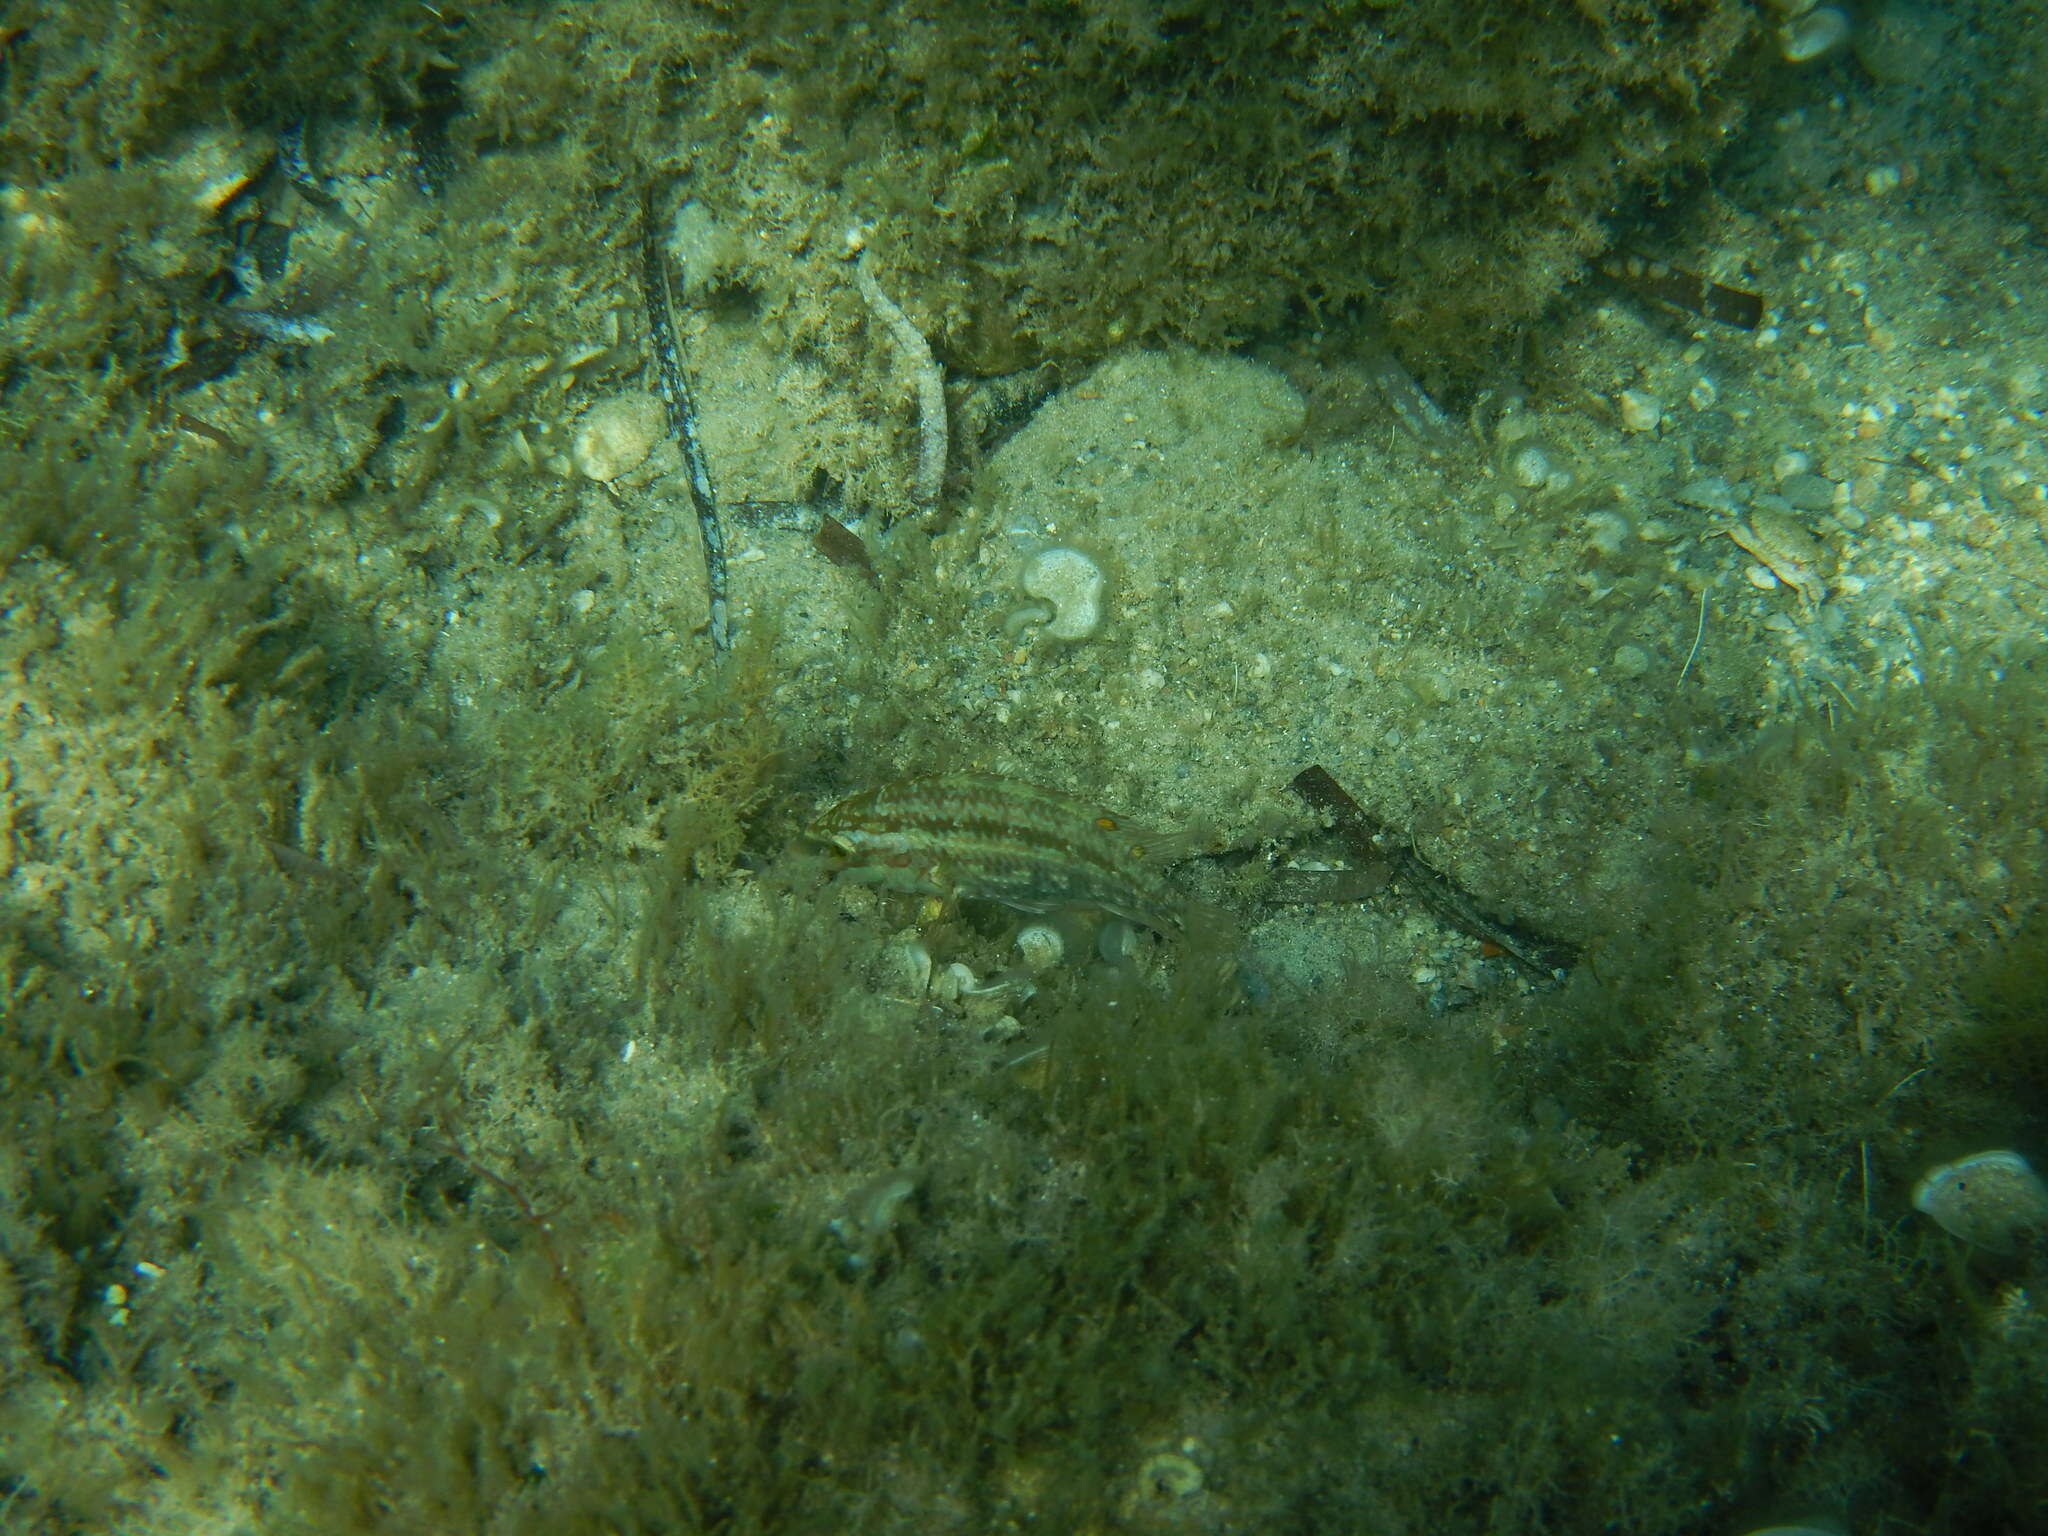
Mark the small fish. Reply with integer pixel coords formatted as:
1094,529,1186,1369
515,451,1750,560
809,772,1209,936
1598,252,1764,331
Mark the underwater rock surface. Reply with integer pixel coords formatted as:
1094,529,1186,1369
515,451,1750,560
2,2,2046,1532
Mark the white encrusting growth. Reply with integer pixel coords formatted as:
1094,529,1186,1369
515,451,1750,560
1007,545,1108,642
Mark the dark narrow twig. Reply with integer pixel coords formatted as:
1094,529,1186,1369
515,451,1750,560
639,186,731,653
1289,765,1579,988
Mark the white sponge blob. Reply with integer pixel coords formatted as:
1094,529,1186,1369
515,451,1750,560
1017,546,1107,641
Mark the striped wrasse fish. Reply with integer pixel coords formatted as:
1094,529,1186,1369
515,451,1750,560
808,772,1211,936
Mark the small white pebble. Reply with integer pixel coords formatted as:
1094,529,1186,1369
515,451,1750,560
1618,389,1662,433
569,587,597,614
1135,666,1166,691
1509,443,1555,489
1583,509,1631,555
1864,164,1903,196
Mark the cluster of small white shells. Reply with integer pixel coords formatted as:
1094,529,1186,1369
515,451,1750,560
883,931,1071,1006
1911,1149,2048,1251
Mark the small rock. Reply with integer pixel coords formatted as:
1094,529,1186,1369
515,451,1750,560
1778,472,1837,513
1675,476,1741,515
1618,389,1663,433
1778,4,1851,61
1612,643,1653,678
1138,1452,1204,1498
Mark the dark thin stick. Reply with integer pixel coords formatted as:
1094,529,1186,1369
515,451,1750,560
1289,766,1578,988
639,186,731,653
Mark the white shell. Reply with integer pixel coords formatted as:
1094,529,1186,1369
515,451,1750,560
1013,923,1065,972
875,939,932,998
572,391,666,482
1778,6,1850,63
1097,920,1141,965
931,962,978,1003
1911,1150,2048,1250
